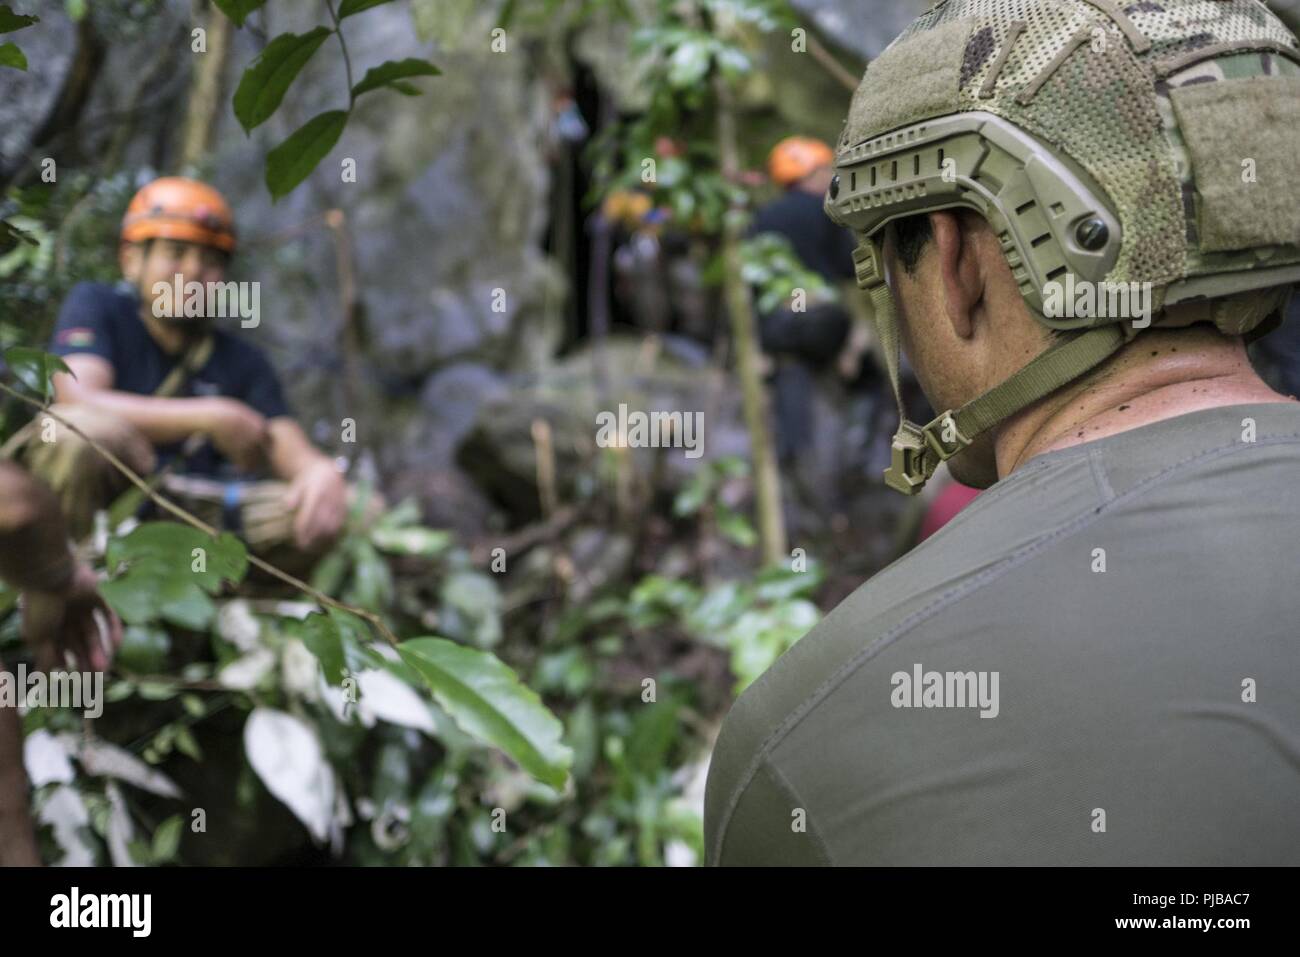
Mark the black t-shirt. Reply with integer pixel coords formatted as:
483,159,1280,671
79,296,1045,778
750,187,857,285
50,281,291,477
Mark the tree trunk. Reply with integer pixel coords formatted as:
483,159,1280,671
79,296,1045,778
714,75,788,566
179,1,233,169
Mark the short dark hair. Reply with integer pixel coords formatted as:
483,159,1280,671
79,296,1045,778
892,213,933,276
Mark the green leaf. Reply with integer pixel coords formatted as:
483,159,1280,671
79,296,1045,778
101,523,240,630
117,625,171,674
672,472,713,517
301,613,346,685
99,573,162,626
212,0,265,27
667,39,710,89
684,580,749,637
345,538,393,611
308,545,349,596
107,523,247,593
440,570,502,648
151,815,183,862
723,599,820,693
374,496,421,529
716,46,751,78
338,0,395,18
136,681,178,701
101,562,215,630
156,578,216,631
397,637,572,790
265,110,348,200
0,41,25,70
0,217,37,247
174,726,202,761
351,57,440,99
2,347,71,399
325,607,386,673
232,27,332,132
370,524,451,557
0,6,38,33
715,503,757,548
714,455,749,479
627,692,680,775
754,560,824,602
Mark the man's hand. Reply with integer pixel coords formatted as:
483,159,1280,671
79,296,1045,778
283,459,348,552
22,563,123,673
203,397,270,473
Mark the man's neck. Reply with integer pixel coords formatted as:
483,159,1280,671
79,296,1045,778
996,327,1293,478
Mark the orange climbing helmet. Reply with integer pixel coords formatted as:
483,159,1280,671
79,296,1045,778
121,177,236,253
767,136,833,187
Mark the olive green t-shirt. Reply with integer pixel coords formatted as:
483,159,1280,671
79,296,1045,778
704,402,1300,866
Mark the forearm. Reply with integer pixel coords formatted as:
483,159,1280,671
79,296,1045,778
0,466,74,593
266,418,333,481
59,389,216,446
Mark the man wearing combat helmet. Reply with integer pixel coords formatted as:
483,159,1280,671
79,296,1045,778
706,0,1300,865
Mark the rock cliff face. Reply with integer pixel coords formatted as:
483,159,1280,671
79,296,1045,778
2,0,931,526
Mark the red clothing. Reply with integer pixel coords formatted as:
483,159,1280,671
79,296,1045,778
918,481,979,542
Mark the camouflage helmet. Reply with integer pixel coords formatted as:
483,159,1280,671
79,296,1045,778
825,0,1300,494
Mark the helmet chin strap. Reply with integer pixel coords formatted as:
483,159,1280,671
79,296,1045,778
854,238,1135,495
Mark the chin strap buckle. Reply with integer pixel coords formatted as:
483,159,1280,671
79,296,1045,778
882,411,970,496
883,421,930,495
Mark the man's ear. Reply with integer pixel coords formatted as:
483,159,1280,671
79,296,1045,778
119,242,143,283
929,210,982,340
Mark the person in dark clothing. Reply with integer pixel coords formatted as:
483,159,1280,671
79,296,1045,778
25,176,349,550
750,137,858,463
751,143,857,288
1249,293,1300,398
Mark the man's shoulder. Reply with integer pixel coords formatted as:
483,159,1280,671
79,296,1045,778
753,189,810,229
706,406,1300,862
707,405,1294,781
52,282,137,354
727,462,1096,709
57,281,133,321
704,457,1104,855
706,405,1300,858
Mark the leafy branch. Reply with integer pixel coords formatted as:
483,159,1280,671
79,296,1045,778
1,376,572,789
218,0,440,199
324,0,355,109
0,376,401,645
0,2,38,72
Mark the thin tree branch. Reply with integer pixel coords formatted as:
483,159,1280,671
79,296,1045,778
325,0,356,108
0,381,400,647
805,31,861,93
